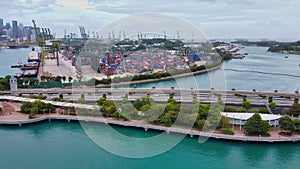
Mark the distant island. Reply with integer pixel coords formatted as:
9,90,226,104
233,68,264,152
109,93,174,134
268,41,300,55
232,40,300,55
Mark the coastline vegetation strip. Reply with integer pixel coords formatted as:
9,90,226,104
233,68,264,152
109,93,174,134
222,68,300,79
92,63,222,87
0,114,299,143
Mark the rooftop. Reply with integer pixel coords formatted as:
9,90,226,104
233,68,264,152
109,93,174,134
221,112,282,121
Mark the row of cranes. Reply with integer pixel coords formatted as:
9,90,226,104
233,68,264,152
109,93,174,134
32,20,59,66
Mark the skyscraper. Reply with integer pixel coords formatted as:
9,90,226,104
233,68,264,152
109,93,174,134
5,23,11,30
12,20,18,39
19,23,24,38
0,18,3,27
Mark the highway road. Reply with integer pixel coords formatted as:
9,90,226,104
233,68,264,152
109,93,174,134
1,88,297,107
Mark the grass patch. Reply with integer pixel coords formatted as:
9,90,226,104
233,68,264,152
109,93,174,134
221,129,235,135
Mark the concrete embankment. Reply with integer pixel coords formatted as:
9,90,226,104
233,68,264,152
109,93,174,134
1,114,299,143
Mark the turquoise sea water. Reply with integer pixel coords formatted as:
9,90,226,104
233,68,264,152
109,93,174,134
0,121,299,169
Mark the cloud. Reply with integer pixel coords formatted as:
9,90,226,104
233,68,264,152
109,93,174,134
0,0,299,40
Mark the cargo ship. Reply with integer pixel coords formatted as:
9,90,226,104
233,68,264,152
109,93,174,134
27,47,41,62
13,48,40,78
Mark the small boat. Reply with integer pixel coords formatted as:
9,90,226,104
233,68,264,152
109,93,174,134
285,56,288,58
8,44,30,49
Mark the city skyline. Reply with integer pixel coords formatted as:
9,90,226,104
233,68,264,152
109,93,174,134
0,0,299,41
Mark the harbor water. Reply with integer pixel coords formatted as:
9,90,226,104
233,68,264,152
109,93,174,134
134,46,300,93
0,48,29,77
0,121,299,169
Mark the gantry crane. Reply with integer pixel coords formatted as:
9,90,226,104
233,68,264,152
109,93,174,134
32,20,59,66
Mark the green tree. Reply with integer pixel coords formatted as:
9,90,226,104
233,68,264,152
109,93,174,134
224,106,237,112
160,112,173,127
178,113,198,126
198,104,210,120
20,102,32,114
293,119,300,133
259,108,269,114
140,104,151,112
100,100,117,117
167,98,176,104
279,116,296,134
288,104,300,116
242,100,251,110
144,104,165,123
294,98,299,105
268,96,273,103
59,93,63,99
97,97,106,106
218,116,231,129
244,113,271,136
133,98,143,110
120,103,138,119
269,102,276,110
236,107,247,113
196,119,208,130
122,94,129,104
205,104,221,130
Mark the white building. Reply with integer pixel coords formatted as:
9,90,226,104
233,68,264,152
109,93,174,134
221,112,282,130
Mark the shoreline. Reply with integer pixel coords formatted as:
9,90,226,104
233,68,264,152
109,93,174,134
1,114,299,143
96,63,222,87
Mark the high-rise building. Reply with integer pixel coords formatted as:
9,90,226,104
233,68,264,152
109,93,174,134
12,20,18,39
0,18,3,27
23,26,34,42
19,23,24,38
5,22,11,30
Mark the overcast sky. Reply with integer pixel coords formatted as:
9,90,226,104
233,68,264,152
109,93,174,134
1,0,299,41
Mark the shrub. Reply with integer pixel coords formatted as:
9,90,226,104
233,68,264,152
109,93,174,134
140,104,151,112
28,114,34,119
268,96,273,103
97,97,106,106
242,101,251,110
259,108,270,114
269,102,276,109
221,129,235,135
236,107,247,113
248,109,258,113
224,106,237,112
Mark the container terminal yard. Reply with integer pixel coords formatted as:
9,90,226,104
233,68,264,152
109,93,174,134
8,21,242,83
